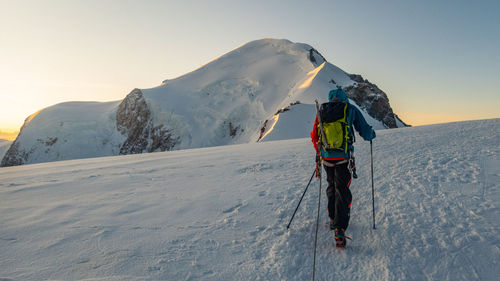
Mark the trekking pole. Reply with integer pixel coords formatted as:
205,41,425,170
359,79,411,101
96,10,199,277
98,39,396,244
287,168,317,229
370,140,376,230
312,165,322,281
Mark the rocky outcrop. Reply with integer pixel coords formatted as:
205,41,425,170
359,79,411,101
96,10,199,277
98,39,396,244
1,114,38,167
344,74,405,128
1,142,23,167
116,89,178,154
3,135,71,167
309,48,326,66
0,139,12,160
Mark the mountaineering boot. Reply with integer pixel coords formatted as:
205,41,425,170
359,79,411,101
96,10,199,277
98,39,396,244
334,228,346,248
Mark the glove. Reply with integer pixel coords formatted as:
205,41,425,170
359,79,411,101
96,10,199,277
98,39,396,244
315,154,321,163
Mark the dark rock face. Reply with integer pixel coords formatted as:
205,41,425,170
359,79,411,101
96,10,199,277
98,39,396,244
1,115,37,167
344,74,405,128
309,48,326,66
0,138,57,167
1,142,23,167
116,89,178,154
348,74,365,84
228,122,241,137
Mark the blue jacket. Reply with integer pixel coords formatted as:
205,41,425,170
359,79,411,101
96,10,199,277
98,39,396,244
311,88,376,159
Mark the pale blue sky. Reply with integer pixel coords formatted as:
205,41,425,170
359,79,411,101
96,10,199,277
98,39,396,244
1,0,499,136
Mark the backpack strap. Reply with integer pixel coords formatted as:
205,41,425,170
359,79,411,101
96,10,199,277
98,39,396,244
315,100,331,151
322,159,349,167
346,104,356,155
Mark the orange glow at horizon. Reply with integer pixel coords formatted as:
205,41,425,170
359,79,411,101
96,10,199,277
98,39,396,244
397,111,499,127
0,129,19,141
0,109,42,141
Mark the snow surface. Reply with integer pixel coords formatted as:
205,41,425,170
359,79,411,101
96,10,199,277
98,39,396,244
1,119,498,280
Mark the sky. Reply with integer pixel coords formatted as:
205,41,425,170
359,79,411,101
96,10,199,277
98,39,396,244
1,0,499,140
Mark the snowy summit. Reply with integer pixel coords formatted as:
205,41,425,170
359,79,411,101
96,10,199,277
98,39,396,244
2,38,405,167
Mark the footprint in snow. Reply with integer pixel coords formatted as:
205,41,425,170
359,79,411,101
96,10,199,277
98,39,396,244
223,202,243,214
238,163,272,173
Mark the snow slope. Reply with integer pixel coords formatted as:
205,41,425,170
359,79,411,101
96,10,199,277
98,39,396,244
2,119,498,280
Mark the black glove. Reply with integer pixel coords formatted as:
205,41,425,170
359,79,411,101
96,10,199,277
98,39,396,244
315,154,321,163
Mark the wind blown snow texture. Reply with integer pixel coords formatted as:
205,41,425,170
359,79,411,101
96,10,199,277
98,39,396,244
0,119,499,280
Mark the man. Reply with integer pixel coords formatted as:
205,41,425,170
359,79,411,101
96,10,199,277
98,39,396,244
310,88,376,247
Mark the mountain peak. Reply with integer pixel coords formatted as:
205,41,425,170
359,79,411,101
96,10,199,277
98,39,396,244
1,38,406,166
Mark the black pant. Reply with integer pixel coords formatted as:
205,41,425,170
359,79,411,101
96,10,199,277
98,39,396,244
324,162,352,230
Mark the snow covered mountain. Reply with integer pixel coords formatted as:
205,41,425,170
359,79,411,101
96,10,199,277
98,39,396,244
0,119,498,280
2,38,406,167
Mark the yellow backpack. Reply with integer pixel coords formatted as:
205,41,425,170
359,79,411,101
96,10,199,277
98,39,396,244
317,101,351,153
